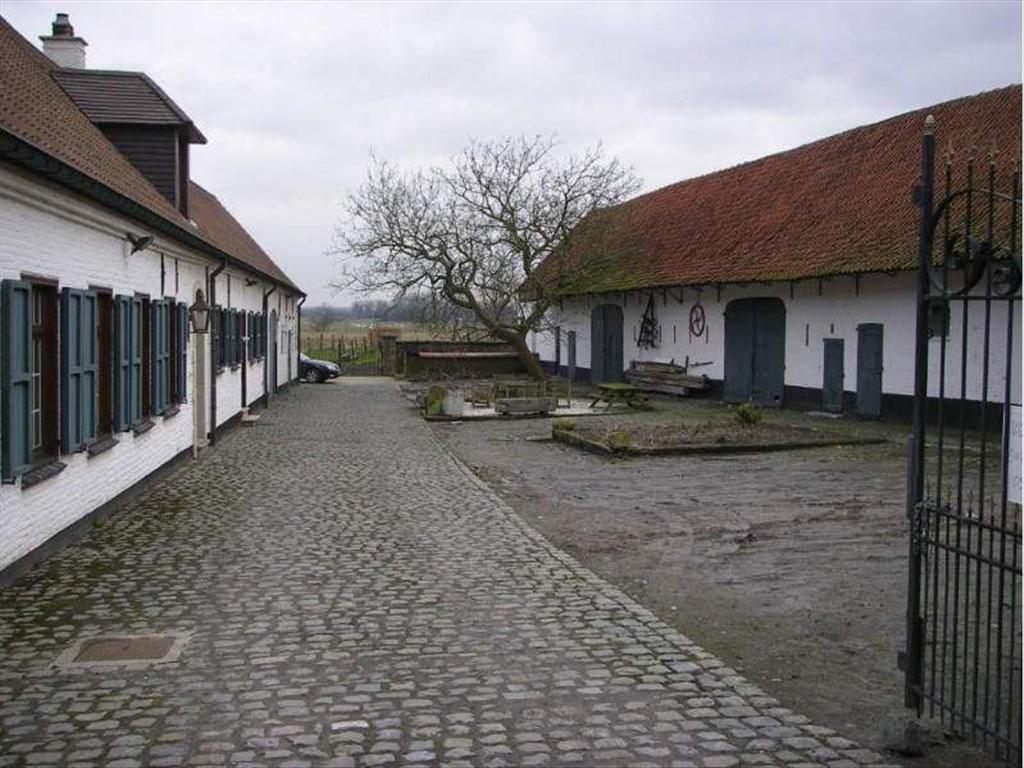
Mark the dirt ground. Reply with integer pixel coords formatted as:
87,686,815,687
428,394,999,767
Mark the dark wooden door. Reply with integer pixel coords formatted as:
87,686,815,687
590,304,624,383
822,338,844,412
724,299,754,402
725,298,785,406
856,323,883,418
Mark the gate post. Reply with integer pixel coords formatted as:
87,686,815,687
905,115,936,709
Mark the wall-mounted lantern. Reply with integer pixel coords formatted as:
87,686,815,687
189,289,210,334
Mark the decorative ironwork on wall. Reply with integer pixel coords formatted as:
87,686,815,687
637,294,661,349
689,302,707,342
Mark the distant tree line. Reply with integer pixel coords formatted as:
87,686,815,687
304,294,476,332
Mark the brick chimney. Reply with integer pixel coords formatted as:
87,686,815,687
40,13,87,69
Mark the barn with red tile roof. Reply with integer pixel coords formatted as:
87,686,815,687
532,86,1021,417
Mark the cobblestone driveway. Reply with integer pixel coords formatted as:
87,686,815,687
0,381,894,768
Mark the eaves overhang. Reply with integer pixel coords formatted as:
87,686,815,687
0,127,304,296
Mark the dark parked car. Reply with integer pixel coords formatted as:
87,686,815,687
299,353,340,383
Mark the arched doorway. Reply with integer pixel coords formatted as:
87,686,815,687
724,297,785,407
590,304,624,383
267,309,278,397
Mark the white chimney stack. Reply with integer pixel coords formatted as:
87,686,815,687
40,13,87,69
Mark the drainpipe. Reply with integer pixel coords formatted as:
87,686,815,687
263,285,277,400
296,295,306,383
208,260,227,446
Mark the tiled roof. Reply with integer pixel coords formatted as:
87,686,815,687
189,182,297,289
542,85,1022,295
53,69,206,143
0,17,299,293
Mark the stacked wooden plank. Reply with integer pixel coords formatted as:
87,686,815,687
625,360,709,397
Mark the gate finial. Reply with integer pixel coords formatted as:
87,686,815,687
924,114,936,134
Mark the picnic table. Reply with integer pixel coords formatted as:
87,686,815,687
589,382,650,409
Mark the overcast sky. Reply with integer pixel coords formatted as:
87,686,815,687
4,1,1021,304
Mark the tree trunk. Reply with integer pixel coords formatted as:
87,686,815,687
503,330,546,382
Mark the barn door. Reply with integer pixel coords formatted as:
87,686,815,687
822,338,844,412
751,298,785,407
590,304,624,383
725,298,785,406
724,299,754,402
855,323,883,418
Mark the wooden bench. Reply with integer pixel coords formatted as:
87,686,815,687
589,382,649,409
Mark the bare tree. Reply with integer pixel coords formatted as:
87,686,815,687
330,136,640,380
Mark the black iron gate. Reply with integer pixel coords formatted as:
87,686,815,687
904,116,1022,763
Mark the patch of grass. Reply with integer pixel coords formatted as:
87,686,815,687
424,385,447,416
606,430,633,451
735,402,763,425
552,418,576,432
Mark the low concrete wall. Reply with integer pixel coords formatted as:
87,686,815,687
397,341,529,380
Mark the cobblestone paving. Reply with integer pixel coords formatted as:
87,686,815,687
0,381,897,767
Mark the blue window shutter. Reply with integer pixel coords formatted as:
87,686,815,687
222,308,230,368
236,311,244,365
81,291,98,445
248,312,255,361
61,288,84,453
113,295,130,431
160,301,171,410
227,309,236,366
152,299,170,414
176,303,188,403
130,298,142,423
1,280,33,479
215,307,225,370
151,301,160,414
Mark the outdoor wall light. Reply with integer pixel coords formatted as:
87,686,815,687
189,289,210,334
126,232,154,254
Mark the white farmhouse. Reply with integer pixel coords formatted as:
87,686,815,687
0,15,304,576
532,86,1021,420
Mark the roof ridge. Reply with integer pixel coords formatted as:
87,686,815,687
627,83,1023,206
0,14,298,292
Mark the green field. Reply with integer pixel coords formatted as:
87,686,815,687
300,320,440,364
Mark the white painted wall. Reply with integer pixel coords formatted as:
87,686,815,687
534,272,1021,403
0,164,300,570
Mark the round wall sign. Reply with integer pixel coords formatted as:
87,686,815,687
689,303,706,338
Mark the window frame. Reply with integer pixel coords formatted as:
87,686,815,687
91,288,114,442
30,282,59,464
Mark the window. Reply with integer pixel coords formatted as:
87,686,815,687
226,308,238,368
96,291,114,441
113,295,143,431
60,288,99,453
140,297,152,420
928,299,951,340
253,313,263,359
170,302,188,404
150,299,171,415
2,280,59,479
234,310,245,366
246,312,254,361
212,305,224,372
